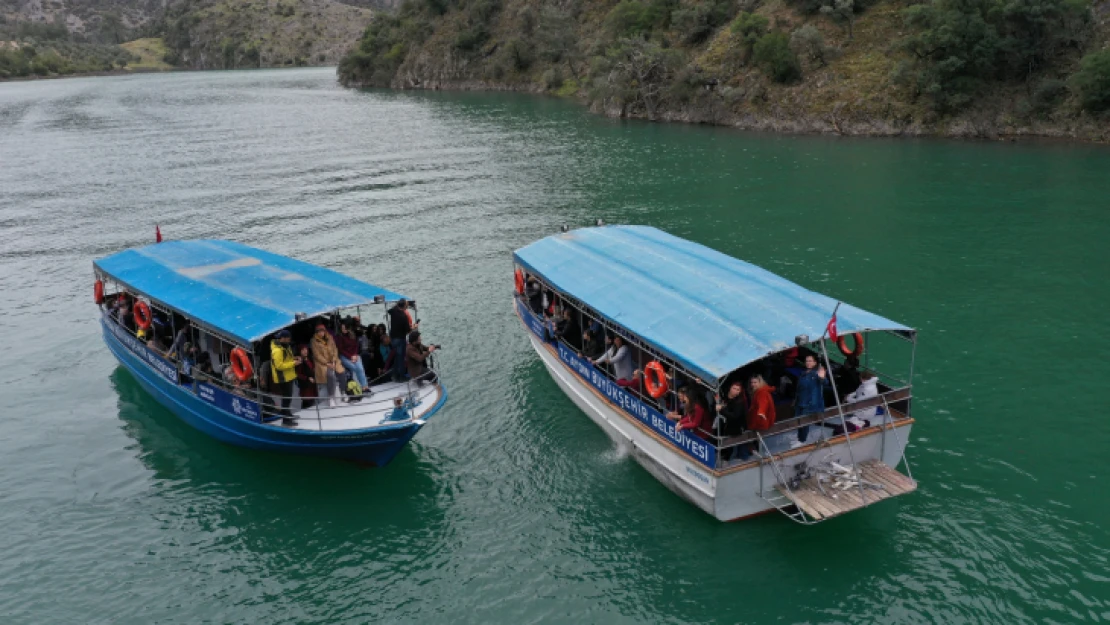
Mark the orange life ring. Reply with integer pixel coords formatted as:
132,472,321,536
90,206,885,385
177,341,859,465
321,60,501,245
643,361,669,399
837,332,864,357
133,301,152,330
514,269,525,295
230,347,253,382
94,280,105,305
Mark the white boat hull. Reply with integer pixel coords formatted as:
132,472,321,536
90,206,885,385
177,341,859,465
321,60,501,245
523,327,914,521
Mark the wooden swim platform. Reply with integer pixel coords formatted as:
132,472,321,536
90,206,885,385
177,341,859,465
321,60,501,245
775,460,917,522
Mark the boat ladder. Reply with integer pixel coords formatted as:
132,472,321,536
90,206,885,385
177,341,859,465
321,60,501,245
755,433,816,525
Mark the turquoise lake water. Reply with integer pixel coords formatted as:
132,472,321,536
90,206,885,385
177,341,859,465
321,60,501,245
0,67,1108,623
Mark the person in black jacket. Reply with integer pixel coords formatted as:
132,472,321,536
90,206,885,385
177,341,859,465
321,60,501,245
525,278,543,314
387,299,416,383
555,308,581,350
716,380,751,461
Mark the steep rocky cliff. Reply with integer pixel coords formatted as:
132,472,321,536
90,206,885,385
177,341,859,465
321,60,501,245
338,0,1110,141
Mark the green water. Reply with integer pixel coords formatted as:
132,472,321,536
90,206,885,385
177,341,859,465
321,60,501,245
1,68,1108,624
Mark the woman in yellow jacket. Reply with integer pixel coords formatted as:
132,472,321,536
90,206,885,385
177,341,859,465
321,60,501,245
270,329,300,424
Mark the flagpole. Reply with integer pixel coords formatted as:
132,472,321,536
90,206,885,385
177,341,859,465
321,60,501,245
819,301,841,342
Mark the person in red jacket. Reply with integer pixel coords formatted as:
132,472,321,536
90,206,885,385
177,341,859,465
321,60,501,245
667,386,712,440
747,374,777,431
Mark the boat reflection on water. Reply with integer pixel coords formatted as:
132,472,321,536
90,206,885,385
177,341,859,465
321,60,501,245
109,368,455,568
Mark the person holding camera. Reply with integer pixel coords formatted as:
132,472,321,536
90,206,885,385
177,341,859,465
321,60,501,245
405,330,438,385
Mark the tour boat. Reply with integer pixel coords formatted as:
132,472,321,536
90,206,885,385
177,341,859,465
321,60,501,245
513,225,917,523
94,239,447,466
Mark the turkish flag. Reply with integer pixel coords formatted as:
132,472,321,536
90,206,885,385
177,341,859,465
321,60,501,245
156,225,163,243
826,313,838,342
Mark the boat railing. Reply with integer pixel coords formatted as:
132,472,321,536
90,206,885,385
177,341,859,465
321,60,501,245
187,363,441,432
710,386,913,453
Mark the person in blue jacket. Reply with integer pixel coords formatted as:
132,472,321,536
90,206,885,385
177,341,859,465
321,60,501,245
794,353,830,444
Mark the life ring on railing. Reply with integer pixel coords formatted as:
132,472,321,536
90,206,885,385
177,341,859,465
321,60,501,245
230,347,253,382
643,361,669,399
94,280,105,305
837,332,864,357
514,269,525,295
133,301,152,330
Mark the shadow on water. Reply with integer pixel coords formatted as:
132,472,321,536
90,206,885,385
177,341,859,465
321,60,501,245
107,367,457,558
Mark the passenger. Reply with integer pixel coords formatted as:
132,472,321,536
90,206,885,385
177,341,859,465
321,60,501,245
336,320,369,393
794,354,830,445
844,371,880,425
179,342,197,385
580,329,605,361
387,300,416,383
747,374,777,434
363,326,386,382
405,330,439,385
667,386,711,439
146,331,167,353
196,352,214,378
836,354,862,396
116,301,137,335
556,308,581,350
310,322,345,407
715,381,751,461
269,329,300,424
294,344,317,410
591,335,641,388
525,278,543,314
542,308,558,342
169,320,191,359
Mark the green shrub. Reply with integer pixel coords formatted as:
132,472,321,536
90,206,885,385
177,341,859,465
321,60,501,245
790,24,829,65
1070,49,1110,111
454,26,489,51
730,11,769,50
752,31,800,82
605,1,654,38
670,0,735,44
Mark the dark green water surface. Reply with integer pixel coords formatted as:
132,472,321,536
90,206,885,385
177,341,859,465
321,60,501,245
1,68,1108,624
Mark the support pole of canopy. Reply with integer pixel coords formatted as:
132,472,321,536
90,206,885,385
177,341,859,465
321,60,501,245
817,302,869,506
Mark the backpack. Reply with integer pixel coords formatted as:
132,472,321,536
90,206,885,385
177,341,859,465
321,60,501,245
345,377,363,403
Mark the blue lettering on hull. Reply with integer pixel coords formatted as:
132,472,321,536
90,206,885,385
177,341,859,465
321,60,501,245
517,299,716,469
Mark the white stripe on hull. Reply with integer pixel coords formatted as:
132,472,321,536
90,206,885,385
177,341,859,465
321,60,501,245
525,331,913,521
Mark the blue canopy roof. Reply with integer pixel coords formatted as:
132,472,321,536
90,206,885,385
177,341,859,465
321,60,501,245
95,240,405,345
514,226,912,383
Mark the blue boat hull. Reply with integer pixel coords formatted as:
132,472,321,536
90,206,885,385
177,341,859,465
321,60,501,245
101,319,441,465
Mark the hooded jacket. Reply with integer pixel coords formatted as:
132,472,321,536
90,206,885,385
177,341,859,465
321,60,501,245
270,340,297,384
846,376,880,420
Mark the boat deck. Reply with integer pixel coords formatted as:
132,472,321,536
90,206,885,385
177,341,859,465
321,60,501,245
285,380,442,432
775,460,917,522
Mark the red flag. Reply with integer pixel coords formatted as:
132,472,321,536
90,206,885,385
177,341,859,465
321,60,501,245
826,313,838,342
156,225,163,243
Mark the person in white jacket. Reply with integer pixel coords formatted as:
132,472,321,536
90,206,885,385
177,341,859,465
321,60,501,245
592,335,642,388
845,372,880,424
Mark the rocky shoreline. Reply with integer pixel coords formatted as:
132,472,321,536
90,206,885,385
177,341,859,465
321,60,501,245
346,76,1110,144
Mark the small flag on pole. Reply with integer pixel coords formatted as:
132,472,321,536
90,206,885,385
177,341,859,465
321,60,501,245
156,225,163,243
826,312,838,342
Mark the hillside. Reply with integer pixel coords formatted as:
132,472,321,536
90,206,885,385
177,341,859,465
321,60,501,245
337,0,1110,141
1,0,391,78
159,0,376,68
